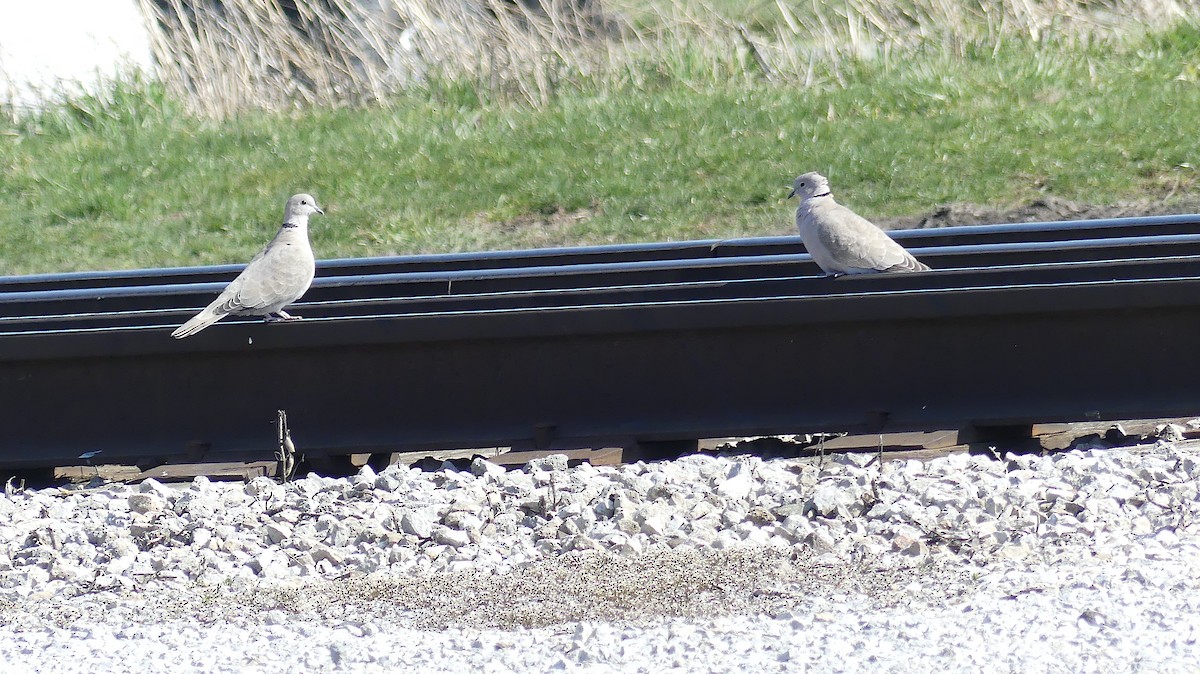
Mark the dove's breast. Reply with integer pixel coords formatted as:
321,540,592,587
268,241,316,305
238,233,315,314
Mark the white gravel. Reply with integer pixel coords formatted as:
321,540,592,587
2,439,1200,672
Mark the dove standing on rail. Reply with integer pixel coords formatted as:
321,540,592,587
171,193,323,339
789,172,929,276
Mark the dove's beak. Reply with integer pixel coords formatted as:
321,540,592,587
315,206,325,215
787,188,796,199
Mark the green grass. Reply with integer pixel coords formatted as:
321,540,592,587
1,26,1199,275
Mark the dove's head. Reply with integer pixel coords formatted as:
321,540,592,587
788,172,831,200
284,193,324,223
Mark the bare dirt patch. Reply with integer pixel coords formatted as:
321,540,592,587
10,548,967,631
479,205,599,248
491,206,597,234
881,195,1200,230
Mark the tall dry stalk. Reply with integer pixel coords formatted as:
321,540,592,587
137,0,627,115
135,0,1200,117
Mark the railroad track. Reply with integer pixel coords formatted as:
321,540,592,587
3,213,1200,480
4,211,1200,292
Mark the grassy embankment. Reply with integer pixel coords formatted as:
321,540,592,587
0,4,1198,275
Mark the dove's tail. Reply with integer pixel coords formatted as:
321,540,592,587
885,254,931,273
171,306,227,339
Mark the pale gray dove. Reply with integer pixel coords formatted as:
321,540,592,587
789,172,929,276
171,193,323,339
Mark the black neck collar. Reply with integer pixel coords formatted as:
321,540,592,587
812,191,832,198
281,222,300,229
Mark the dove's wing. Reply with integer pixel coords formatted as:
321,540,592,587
213,239,312,314
810,201,929,274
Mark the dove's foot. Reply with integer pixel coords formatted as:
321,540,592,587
264,311,302,323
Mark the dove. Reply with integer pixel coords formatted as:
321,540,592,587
171,193,323,339
789,172,929,276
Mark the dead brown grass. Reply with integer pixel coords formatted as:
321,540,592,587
136,0,1200,116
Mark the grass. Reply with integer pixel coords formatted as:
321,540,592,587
1,24,1199,274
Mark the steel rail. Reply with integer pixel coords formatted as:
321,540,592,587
2,216,1200,471
0,286,1196,464
0,212,1197,292
3,269,1198,468
3,251,1200,336
3,232,1200,325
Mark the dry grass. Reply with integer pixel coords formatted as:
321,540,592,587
137,0,1200,116
139,0,625,114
